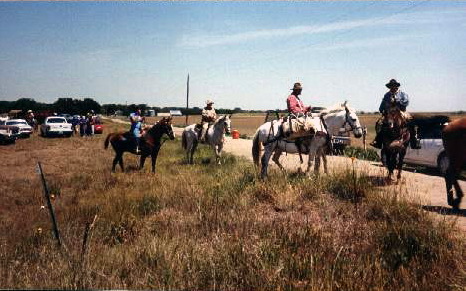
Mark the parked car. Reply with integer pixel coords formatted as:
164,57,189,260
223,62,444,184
379,115,450,174
59,113,73,123
40,116,73,137
1,119,33,138
0,124,19,144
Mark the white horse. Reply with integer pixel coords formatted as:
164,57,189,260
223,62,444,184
252,102,363,179
182,115,232,164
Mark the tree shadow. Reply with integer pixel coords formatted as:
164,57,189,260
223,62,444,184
369,162,466,181
421,205,466,217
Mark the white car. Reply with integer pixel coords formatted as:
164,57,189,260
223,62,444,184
2,119,33,138
380,116,449,174
40,116,73,137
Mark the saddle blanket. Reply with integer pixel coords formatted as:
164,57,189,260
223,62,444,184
281,116,319,140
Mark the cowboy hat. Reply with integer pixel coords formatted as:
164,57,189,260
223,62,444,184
291,82,302,91
206,99,214,105
386,79,401,88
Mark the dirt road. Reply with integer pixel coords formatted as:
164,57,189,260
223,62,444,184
219,135,466,231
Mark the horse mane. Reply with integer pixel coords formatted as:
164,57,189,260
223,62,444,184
320,102,353,115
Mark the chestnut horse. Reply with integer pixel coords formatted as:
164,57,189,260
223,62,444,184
380,105,411,183
104,117,175,173
442,117,466,209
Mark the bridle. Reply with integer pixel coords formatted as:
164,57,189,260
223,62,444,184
343,106,362,133
216,116,231,134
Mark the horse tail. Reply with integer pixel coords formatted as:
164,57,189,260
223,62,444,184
181,130,187,150
252,130,262,166
104,133,113,149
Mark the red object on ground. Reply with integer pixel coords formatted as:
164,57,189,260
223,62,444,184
94,123,104,134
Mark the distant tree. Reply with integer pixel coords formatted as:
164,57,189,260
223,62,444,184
53,98,75,114
14,98,38,113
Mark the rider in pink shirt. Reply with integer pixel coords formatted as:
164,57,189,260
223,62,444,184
287,82,311,115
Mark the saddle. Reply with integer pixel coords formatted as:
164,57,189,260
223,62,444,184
281,116,316,140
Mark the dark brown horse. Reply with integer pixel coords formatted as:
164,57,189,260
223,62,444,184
442,117,466,209
380,105,411,183
104,117,175,173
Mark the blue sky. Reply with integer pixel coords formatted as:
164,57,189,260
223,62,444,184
1,1,465,112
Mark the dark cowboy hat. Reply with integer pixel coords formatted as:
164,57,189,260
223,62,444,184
291,82,302,91
386,79,401,88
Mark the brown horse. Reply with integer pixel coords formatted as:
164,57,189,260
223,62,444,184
104,117,175,173
380,105,411,183
442,117,466,209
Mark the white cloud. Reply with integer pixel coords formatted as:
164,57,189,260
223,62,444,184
178,7,466,48
312,34,427,51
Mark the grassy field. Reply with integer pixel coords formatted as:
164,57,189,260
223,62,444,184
0,121,465,289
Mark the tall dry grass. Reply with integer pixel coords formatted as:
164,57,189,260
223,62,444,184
0,121,465,290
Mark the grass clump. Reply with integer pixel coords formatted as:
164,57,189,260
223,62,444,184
344,146,380,161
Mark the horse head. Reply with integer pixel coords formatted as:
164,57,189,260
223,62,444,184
343,102,363,138
216,115,231,134
157,117,175,140
385,105,405,130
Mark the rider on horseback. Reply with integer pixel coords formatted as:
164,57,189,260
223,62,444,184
129,108,145,153
370,79,413,149
287,82,311,116
284,82,314,139
200,99,217,143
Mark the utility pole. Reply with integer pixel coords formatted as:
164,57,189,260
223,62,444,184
185,73,189,125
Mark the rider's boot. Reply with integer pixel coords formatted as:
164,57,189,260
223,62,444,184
200,129,206,143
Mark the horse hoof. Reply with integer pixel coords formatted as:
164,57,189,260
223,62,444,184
452,198,461,210
447,193,454,206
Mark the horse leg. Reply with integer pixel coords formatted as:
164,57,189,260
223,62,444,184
396,151,406,183
271,149,286,172
452,179,464,209
188,141,197,164
215,143,223,165
306,149,316,175
112,150,122,172
111,154,118,173
386,151,395,183
116,152,124,172
447,160,464,209
306,138,323,175
321,148,328,174
151,146,161,173
139,154,147,171
314,146,327,174
260,144,274,179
